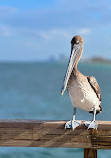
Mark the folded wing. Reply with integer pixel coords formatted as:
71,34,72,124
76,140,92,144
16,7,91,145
87,76,101,101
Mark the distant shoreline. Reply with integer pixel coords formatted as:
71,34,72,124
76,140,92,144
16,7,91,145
0,60,111,65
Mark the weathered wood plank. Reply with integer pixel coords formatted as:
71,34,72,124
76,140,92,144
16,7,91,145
84,148,97,158
0,120,111,149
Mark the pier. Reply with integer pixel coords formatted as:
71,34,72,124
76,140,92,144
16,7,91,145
0,120,110,157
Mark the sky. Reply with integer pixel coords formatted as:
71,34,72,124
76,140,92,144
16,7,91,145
0,0,111,61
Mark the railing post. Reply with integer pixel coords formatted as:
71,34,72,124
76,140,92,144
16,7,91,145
84,148,97,158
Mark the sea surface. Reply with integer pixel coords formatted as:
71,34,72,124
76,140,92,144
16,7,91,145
0,62,111,158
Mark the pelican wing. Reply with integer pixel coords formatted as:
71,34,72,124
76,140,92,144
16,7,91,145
87,76,101,101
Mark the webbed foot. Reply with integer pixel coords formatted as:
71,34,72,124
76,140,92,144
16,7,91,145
65,120,81,130
84,120,98,129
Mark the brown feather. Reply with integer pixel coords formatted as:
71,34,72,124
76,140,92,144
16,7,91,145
87,76,101,101
87,76,102,114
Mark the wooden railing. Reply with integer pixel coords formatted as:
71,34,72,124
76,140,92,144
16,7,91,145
0,120,110,158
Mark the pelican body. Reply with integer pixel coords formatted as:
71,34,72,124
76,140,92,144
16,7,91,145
61,35,102,130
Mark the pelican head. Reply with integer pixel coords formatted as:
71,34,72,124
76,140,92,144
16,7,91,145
61,35,83,95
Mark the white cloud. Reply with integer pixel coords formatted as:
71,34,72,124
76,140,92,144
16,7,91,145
0,25,12,37
0,6,17,13
77,28,91,35
38,29,71,40
0,24,91,39
36,27,91,40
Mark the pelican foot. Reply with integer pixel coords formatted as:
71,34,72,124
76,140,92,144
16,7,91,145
65,120,81,130
84,121,98,129
65,120,72,129
72,120,81,130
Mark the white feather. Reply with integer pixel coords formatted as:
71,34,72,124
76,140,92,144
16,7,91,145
68,76,100,112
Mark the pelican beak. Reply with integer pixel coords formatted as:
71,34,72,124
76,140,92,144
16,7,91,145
61,43,82,95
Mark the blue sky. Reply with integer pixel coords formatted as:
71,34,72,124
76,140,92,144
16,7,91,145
0,0,111,61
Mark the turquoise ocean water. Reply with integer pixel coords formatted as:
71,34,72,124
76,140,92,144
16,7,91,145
0,62,111,158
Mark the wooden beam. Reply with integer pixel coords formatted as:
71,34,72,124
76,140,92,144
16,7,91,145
84,149,97,158
0,120,110,149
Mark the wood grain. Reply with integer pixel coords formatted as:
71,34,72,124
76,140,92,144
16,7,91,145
0,120,110,149
84,149,97,158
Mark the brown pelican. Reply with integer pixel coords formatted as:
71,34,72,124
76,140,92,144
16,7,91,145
61,35,102,130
